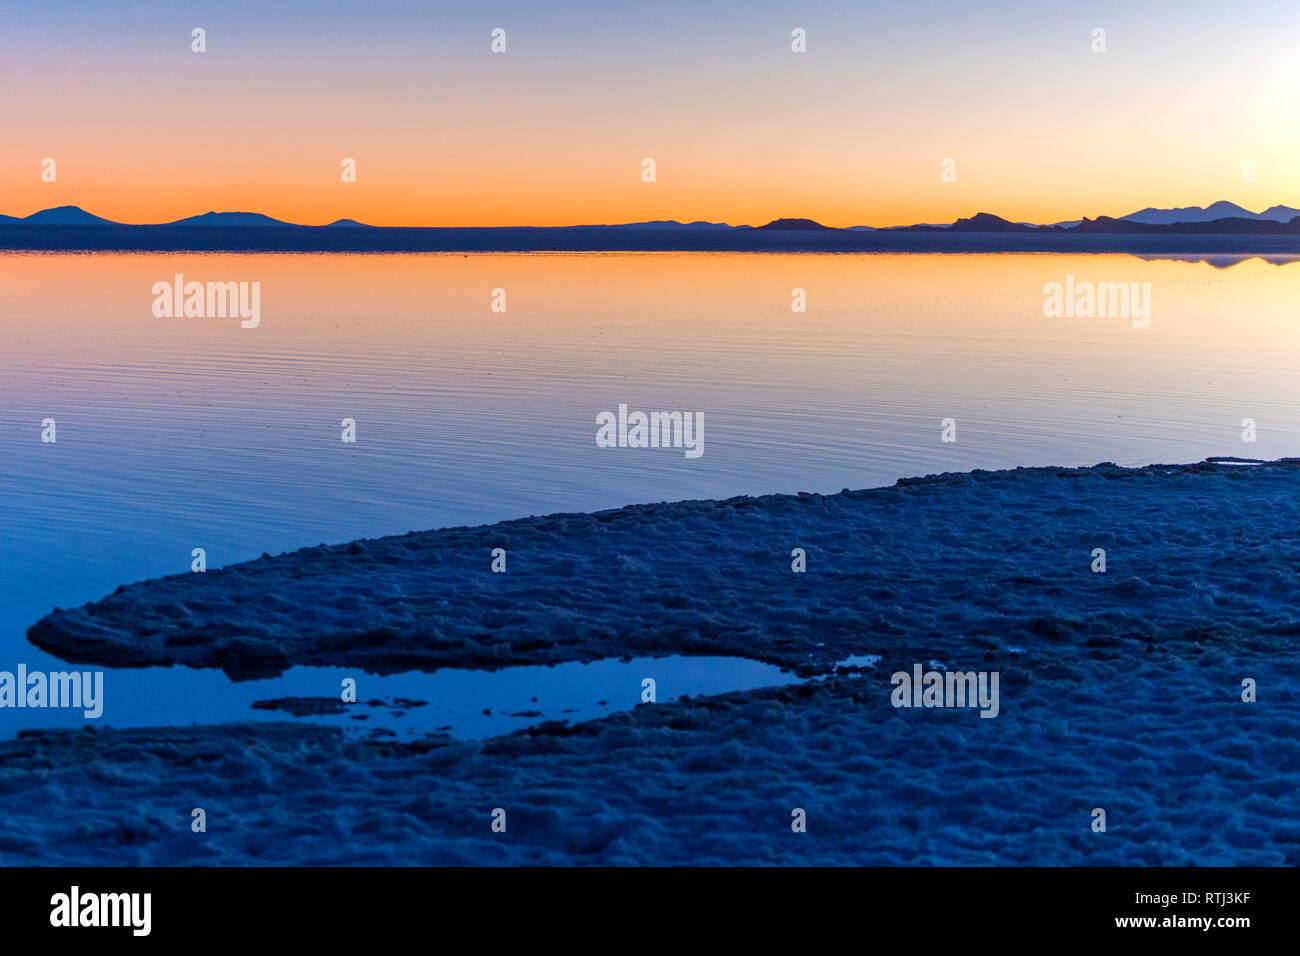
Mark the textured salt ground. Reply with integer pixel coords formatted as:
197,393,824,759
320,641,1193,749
27,459,1300,679
0,644,1295,865
8,459,1299,865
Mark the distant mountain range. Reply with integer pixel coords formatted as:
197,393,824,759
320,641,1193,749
1118,201,1300,225
5,203,1300,254
0,206,374,228
576,219,742,230
5,202,1298,233
890,209,1300,235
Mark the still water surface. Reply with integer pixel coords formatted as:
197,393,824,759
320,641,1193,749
2,251,1296,733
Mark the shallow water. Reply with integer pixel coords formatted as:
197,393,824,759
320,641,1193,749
2,251,1298,732
0,655,802,740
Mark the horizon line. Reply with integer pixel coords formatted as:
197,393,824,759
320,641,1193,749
6,199,1300,232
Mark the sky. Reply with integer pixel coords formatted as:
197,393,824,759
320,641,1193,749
2,0,1298,227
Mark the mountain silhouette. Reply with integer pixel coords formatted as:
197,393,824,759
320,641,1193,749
949,212,1043,232
7,203,1300,232
1075,214,1300,234
1261,204,1300,221
891,212,1051,233
756,218,832,231
23,205,115,225
168,211,295,227
582,219,736,229
1121,201,1300,224
4,204,1300,252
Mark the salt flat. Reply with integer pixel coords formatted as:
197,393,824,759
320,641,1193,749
29,459,1300,680
5,460,1296,864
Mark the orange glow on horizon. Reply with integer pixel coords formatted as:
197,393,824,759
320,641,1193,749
5,1,1300,229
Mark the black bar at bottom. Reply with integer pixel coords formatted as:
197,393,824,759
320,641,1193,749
0,866,1288,942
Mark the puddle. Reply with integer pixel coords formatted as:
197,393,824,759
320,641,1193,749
0,655,803,740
